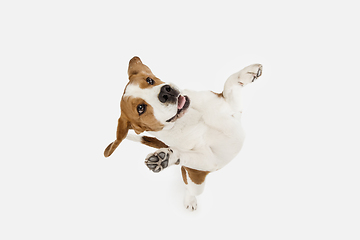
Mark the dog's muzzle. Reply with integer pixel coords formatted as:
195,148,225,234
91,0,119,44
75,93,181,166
158,84,190,122
158,85,179,104
166,95,190,123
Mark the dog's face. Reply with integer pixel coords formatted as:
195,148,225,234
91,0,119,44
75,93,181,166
104,57,190,157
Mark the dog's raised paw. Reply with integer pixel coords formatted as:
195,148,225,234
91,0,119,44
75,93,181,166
238,64,263,86
145,150,170,173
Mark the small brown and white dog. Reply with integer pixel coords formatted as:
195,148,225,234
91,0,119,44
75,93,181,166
104,57,262,211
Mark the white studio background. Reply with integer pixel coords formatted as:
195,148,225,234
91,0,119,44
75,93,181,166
1,0,359,239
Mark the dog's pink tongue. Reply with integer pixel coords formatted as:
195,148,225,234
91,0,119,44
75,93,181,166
177,96,186,110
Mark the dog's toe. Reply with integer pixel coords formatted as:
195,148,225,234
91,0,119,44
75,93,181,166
184,194,198,211
237,64,263,86
257,66,262,78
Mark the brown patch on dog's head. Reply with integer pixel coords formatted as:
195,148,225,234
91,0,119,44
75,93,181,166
120,96,164,134
122,57,167,133
127,56,164,89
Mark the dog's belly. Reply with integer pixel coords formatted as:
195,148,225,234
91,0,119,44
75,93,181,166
155,117,245,171
206,124,245,170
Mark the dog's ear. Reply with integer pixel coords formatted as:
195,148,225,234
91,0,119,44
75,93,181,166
104,116,130,157
127,56,152,79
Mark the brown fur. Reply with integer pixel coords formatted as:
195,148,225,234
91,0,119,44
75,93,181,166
104,116,130,157
121,96,164,134
212,91,224,98
141,136,168,149
127,73,164,89
181,166,210,185
181,166,188,185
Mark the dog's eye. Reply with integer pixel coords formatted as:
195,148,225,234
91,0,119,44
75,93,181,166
146,77,154,85
137,104,146,115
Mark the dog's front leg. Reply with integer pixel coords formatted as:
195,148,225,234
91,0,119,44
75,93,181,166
145,147,216,173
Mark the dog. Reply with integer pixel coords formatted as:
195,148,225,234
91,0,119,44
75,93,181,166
104,57,262,211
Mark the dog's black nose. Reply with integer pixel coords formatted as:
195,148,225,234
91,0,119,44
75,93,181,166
158,85,179,103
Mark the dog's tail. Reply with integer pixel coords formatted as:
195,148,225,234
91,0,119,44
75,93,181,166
126,133,168,149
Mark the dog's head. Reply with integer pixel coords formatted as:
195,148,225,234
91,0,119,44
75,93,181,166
104,57,190,157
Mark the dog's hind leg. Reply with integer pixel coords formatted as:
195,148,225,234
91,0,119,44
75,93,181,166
181,166,209,211
222,64,263,113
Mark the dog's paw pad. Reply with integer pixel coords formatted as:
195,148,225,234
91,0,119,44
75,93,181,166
158,152,165,159
145,150,169,173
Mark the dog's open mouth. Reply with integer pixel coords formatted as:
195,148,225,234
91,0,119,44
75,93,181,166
166,95,190,123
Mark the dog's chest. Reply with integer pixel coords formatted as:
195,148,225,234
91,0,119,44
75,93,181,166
153,108,207,150
154,95,244,152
